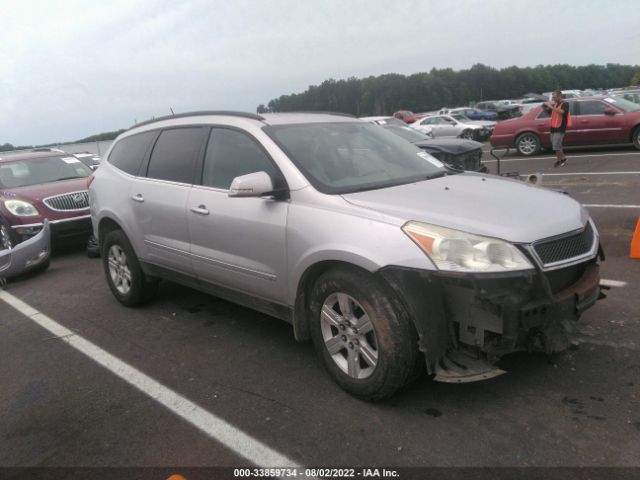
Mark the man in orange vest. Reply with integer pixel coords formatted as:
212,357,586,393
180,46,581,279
544,90,571,167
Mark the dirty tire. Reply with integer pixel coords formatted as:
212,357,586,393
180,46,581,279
633,127,640,150
309,267,420,401
102,229,157,307
516,132,541,156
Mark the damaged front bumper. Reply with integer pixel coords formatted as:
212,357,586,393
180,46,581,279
381,256,604,383
0,220,51,284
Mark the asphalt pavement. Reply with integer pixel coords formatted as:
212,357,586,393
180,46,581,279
1,146,639,478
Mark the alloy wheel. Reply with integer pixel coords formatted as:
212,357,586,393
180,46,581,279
518,135,538,155
320,292,379,379
108,245,132,295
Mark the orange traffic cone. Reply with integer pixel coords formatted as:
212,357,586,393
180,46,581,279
631,217,640,259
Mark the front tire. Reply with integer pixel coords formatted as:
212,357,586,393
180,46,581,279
309,267,420,401
516,132,541,156
102,230,157,307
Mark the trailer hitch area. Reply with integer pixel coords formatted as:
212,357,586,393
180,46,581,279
489,147,521,179
434,349,506,383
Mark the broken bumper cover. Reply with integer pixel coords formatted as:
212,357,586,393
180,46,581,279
0,220,51,281
381,259,602,382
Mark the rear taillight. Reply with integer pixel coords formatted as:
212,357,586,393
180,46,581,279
87,175,95,188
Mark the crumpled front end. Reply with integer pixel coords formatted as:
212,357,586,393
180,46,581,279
381,244,604,383
0,220,50,286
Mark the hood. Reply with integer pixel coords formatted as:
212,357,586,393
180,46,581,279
341,173,586,244
415,138,482,155
0,178,89,203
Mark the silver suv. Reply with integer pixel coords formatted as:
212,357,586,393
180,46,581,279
90,111,604,400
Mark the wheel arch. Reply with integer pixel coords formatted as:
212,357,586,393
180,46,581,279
630,123,640,144
292,260,375,342
98,216,124,248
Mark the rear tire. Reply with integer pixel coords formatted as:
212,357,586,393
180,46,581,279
102,230,157,307
632,127,640,150
516,132,541,156
309,267,420,401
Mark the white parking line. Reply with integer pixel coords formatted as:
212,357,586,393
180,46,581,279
583,204,640,209
575,337,638,351
541,172,640,176
0,290,304,476
484,152,640,163
600,279,628,288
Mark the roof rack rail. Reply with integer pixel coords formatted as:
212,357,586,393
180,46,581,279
129,111,266,130
278,111,357,118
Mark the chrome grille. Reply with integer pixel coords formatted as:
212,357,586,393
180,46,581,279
43,190,89,211
533,222,595,266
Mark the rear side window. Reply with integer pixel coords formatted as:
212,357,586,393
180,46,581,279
146,127,204,184
108,131,156,176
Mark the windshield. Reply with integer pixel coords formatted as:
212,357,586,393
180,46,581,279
450,114,468,122
607,96,640,112
0,155,92,188
265,122,446,194
383,125,433,142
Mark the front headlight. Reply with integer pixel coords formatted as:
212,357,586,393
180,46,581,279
4,200,40,217
403,221,534,273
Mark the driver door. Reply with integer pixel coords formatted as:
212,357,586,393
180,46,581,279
187,127,289,302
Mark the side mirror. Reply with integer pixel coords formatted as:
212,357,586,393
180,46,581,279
604,107,617,115
228,171,275,198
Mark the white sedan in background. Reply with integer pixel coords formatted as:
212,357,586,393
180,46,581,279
410,114,493,141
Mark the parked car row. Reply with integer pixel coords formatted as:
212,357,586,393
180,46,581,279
1,110,606,400
361,117,487,172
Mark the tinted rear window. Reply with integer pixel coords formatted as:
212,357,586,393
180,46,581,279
146,127,204,184
108,131,157,175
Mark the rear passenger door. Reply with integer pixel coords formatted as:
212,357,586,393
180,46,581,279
131,127,207,274
187,127,289,302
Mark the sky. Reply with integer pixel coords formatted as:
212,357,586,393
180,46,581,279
1,0,638,145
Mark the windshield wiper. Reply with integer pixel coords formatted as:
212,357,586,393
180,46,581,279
56,176,83,181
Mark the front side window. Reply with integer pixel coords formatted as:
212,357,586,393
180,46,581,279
0,156,92,188
108,131,157,176
265,122,447,194
201,128,280,190
146,127,204,183
578,101,607,116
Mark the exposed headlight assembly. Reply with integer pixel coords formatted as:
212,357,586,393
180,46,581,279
403,221,534,273
4,200,39,217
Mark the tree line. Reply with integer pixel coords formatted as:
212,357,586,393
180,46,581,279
0,129,125,153
257,63,640,116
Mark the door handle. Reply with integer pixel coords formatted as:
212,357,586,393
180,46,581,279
132,194,144,203
190,205,210,215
